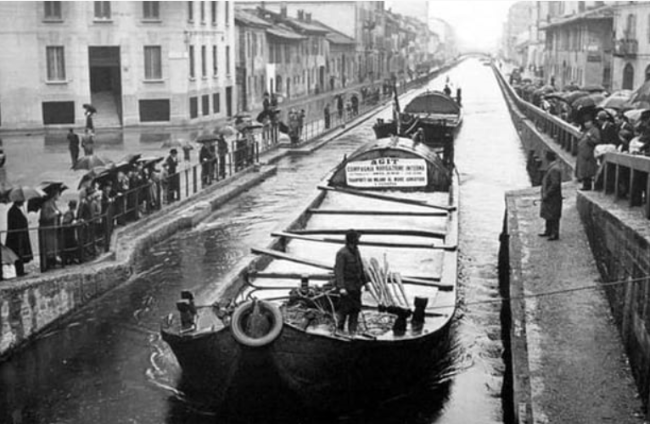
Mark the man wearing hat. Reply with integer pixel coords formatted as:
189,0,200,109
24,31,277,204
334,230,367,334
539,150,563,241
575,115,600,190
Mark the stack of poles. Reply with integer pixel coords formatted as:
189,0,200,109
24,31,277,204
362,254,409,308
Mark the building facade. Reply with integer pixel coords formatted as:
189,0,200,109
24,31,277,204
611,2,650,91
0,1,236,130
541,4,614,90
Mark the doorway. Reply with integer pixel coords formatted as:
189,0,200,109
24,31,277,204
88,46,122,126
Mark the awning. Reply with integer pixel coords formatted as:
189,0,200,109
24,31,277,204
266,28,306,41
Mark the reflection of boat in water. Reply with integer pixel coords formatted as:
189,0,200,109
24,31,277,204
161,136,459,414
373,90,463,165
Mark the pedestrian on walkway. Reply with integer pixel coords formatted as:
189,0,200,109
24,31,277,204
39,188,63,270
81,129,95,156
575,116,600,191
67,128,80,168
85,108,95,132
61,200,79,265
6,201,33,276
199,141,214,187
539,150,562,241
165,149,180,202
324,103,331,129
456,87,462,107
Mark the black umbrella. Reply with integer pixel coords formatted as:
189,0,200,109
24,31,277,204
83,103,97,114
0,245,19,265
73,155,113,171
580,84,606,94
137,156,164,169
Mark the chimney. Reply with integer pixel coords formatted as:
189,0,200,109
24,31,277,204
297,9,304,21
280,2,287,18
305,12,311,23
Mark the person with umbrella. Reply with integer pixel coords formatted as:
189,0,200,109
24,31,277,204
84,104,96,132
575,115,601,191
67,128,81,168
164,149,180,203
5,200,33,276
39,186,63,270
217,135,229,179
81,128,95,156
61,200,80,265
199,139,214,187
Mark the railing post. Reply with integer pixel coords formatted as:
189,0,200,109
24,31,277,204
193,166,197,193
615,164,622,199
645,174,650,219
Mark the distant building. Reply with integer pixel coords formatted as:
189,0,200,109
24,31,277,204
235,8,271,113
541,4,614,90
0,1,237,130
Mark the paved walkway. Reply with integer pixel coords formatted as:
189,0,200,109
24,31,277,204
506,183,646,424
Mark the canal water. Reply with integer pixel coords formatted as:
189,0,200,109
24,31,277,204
0,58,530,424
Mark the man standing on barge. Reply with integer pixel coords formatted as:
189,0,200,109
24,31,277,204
334,230,366,334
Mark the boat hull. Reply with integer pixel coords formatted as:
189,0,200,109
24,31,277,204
162,321,454,413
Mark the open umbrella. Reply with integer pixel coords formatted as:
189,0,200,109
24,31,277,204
8,186,46,202
137,155,164,169
563,83,580,92
215,126,236,138
196,133,219,144
579,84,606,94
562,90,589,104
83,103,97,114
598,90,634,110
73,155,112,171
572,93,607,110
0,245,19,265
0,184,13,204
77,166,115,190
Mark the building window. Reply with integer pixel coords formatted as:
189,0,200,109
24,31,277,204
143,1,159,20
189,97,198,118
626,14,637,39
42,101,74,124
202,95,209,115
226,45,230,75
94,1,111,20
139,99,170,122
213,45,218,75
46,46,65,81
44,1,62,20
187,1,193,22
200,1,205,22
189,45,195,79
201,45,207,77
647,14,650,43
211,1,217,24
144,46,162,80
213,93,220,113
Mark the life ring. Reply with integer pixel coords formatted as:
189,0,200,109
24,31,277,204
230,300,283,347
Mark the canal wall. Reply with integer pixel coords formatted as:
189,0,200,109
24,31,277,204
494,62,650,421
0,60,462,358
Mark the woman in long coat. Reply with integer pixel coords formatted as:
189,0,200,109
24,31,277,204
575,118,600,190
39,190,62,269
6,200,33,276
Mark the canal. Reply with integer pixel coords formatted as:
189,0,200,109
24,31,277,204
0,58,531,424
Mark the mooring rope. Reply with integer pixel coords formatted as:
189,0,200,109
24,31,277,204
426,273,650,311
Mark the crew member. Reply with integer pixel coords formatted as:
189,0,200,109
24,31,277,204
334,230,366,334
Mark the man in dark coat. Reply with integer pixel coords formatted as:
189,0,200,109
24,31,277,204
199,142,214,187
67,128,80,168
165,149,180,202
334,230,366,333
597,110,618,147
539,151,563,241
575,117,600,190
6,201,32,276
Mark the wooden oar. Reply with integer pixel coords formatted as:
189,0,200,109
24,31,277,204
272,231,454,250
317,185,456,212
291,228,446,239
250,248,453,290
249,271,334,281
308,209,448,217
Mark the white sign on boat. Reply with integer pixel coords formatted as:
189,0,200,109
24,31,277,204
345,158,428,188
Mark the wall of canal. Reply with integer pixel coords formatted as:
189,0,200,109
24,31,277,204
494,62,650,419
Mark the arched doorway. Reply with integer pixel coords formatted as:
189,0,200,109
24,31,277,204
623,63,635,90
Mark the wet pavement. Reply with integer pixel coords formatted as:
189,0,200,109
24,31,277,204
1,58,529,423
505,183,646,424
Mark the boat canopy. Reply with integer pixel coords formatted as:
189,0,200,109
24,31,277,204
403,91,461,115
328,136,452,191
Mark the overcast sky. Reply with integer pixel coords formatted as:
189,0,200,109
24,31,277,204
387,0,517,51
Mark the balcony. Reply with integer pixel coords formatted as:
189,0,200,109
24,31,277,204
614,38,638,57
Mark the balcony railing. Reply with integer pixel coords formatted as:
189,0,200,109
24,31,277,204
614,38,638,57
